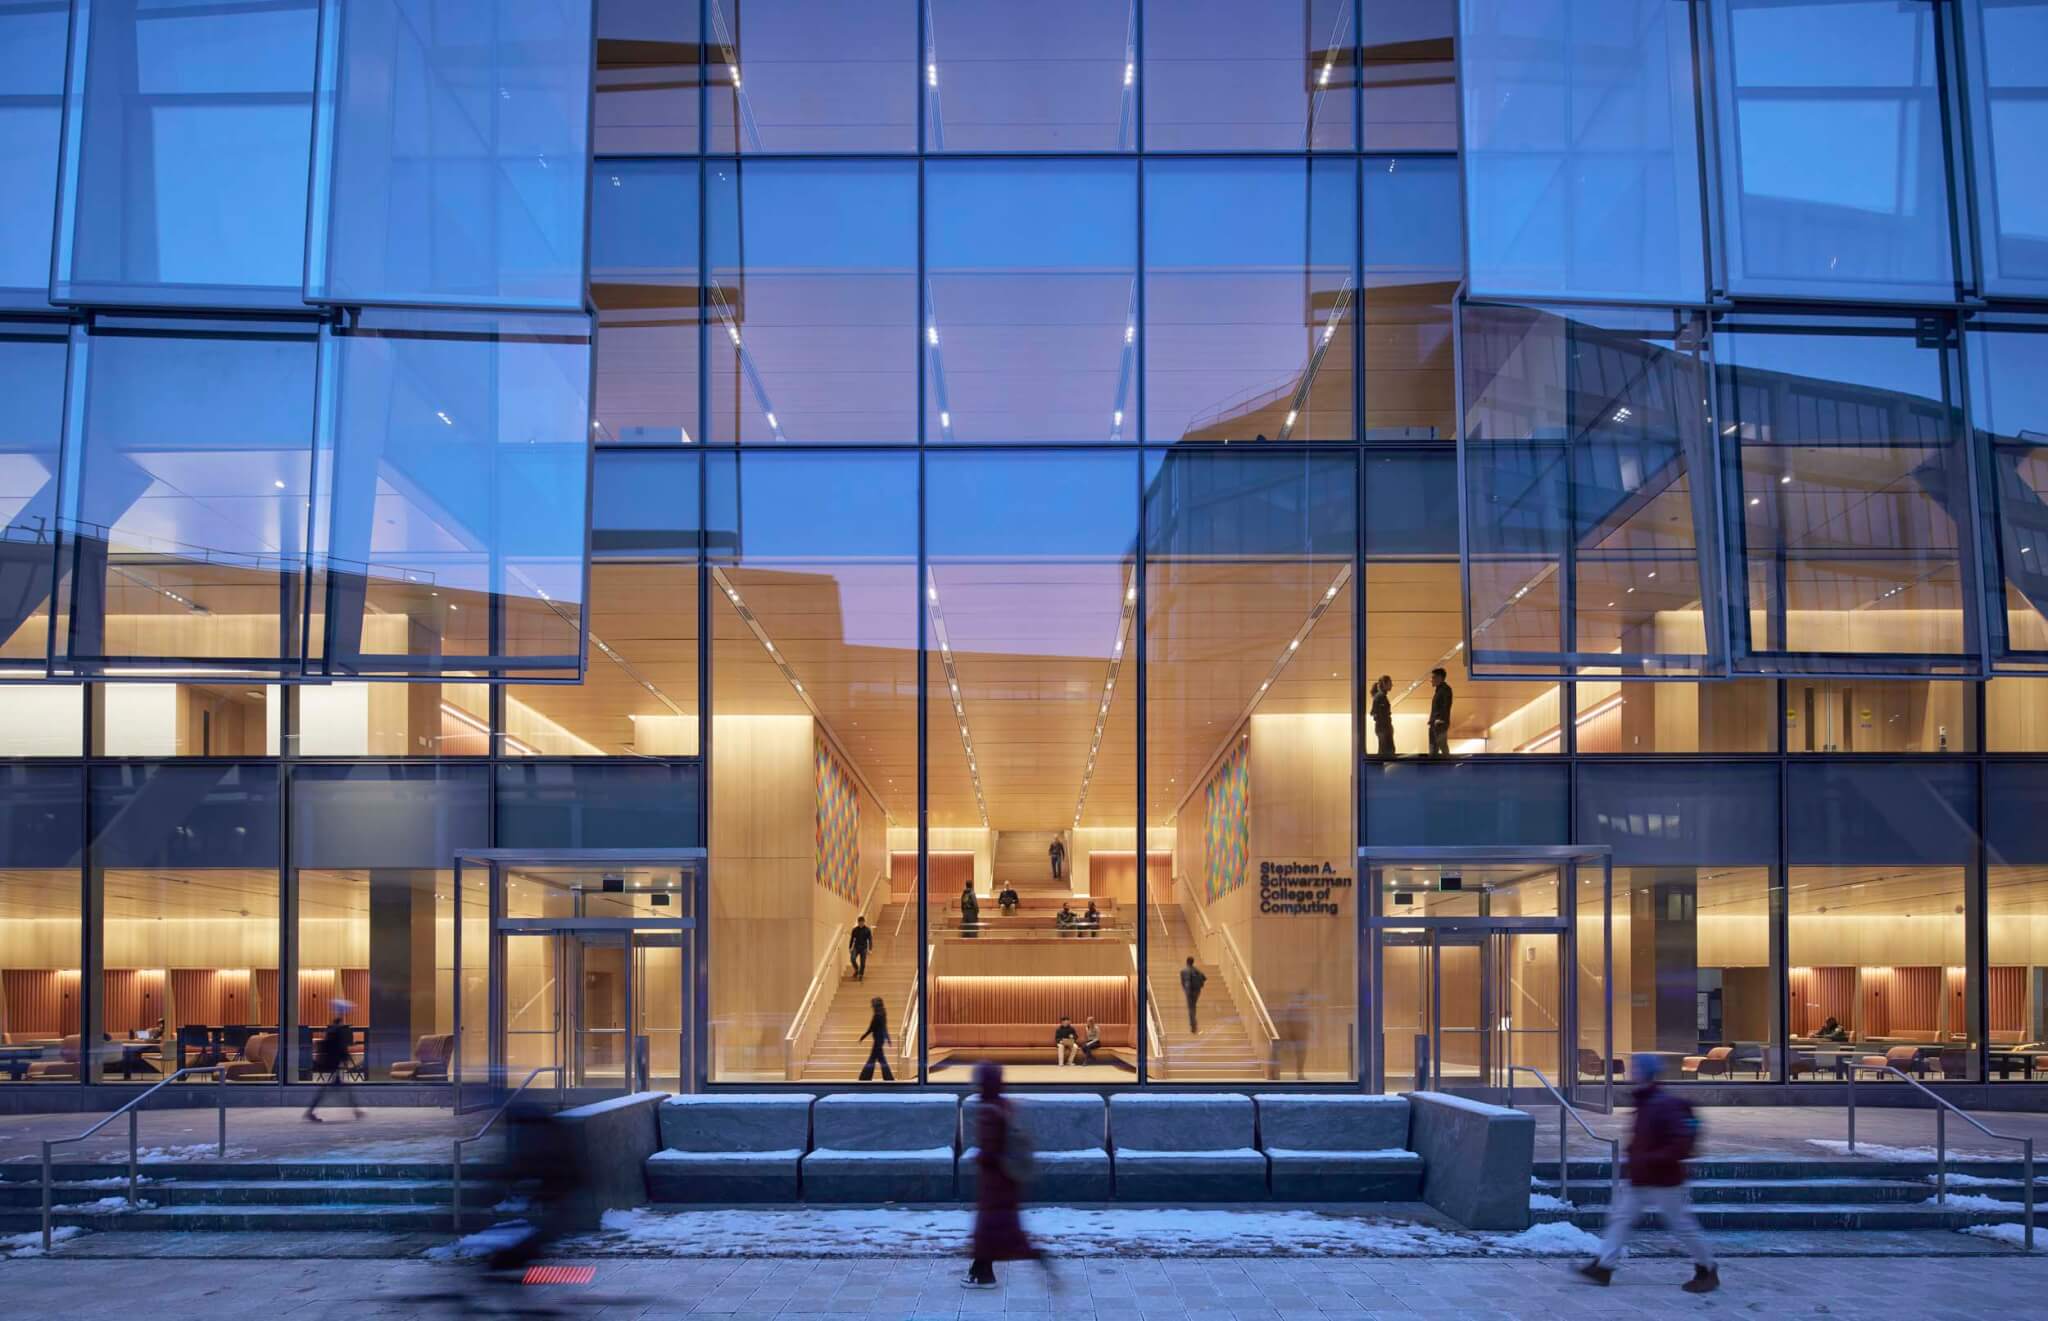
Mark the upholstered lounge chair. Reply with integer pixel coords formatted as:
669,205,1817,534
223,1033,280,1081
1682,1046,1734,1078
389,1033,453,1081
25,1034,80,1081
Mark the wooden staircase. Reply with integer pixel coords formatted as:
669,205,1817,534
994,829,1068,894
797,904,916,1081
1146,904,1272,1080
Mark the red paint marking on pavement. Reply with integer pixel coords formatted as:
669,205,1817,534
522,1266,595,1285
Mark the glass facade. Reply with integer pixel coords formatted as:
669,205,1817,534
3,1,2048,1100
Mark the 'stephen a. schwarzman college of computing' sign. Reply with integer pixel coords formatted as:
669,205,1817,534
1258,860,1352,916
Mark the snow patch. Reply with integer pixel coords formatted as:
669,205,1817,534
135,1143,251,1162
1806,1139,1943,1162
1483,1222,1602,1255
1528,1192,1575,1211
1936,1171,2045,1188
426,1221,533,1262
0,1227,88,1257
491,1196,533,1214
1926,1193,2019,1211
1960,1222,2034,1247
51,1196,156,1213
662,1093,810,1107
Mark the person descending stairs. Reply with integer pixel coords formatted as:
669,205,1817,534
801,903,917,1081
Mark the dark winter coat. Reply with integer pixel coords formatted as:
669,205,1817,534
1180,965,1206,999
859,1008,890,1046
1371,689,1392,727
1429,681,1454,725
314,1022,350,1074
971,1098,1036,1261
1626,1082,1697,1187
849,924,873,954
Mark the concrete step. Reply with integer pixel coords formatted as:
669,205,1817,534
1534,1176,2003,1206
0,1161,510,1183
0,1202,516,1234
0,1178,511,1208
1535,1202,2030,1231
1535,1156,2042,1182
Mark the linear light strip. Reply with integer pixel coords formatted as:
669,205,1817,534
1070,571,1138,829
925,573,988,826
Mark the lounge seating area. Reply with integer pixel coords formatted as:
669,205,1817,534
641,1091,1485,1212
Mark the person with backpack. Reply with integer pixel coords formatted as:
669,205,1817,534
1180,956,1207,1033
1579,1053,1719,1294
848,915,873,981
964,1060,1054,1290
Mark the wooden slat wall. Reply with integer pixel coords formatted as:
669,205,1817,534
1789,966,1856,1036
1946,965,1968,1038
298,969,371,1027
2,969,80,1039
1990,965,2027,1038
1859,966,1941,1037
933,975,1132,1027
101,969,166,1035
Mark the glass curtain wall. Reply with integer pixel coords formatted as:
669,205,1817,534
0,768,83,1084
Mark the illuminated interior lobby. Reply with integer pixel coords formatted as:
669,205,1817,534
4,0,2048,1110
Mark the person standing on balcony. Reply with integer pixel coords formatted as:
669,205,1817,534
858,996,894,1082
1578,1054,1718,1294
1180,956,1207,1034
1428,667,1454,756
1371,675,1395,757
1049,835,1066,882
960,882,980,939
848,915,873,982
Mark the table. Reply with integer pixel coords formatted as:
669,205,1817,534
0,1046,42,1081
103,1041,162,1079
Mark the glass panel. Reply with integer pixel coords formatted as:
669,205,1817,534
494,762,703,849
1364,157,1459,443
1146,449,1357,1082
1577,680,1775,752
1987,678,2048,751
1367,450,1563,752
707,0,916,153
93,684,280,756
308,0,594,310
1710,0,1956,300
707,161,917,444
1142,0,1356,151
54,0,317,306
707,452,913,1083
1988,765,2048,1079
925,0,1135,151
1718,314,1976,675
292,764,484,1082
593,160,698,446
926,452,1135,1083
596,0,701,156
0,322,67,670
0,766,83,1085
292,682,489,756
1143,159,1356,444
1362,0,1455,150
1962,0,2048,295
925,161,1137,444
1459,0,1705,302
0,683,81,755
89,763,280,1084
0,0,68,304
1460,303,1721,677
1623,867,1776,1082
57,317,318,676
1362,761,1570,845
505,451,698,756
1785,679,1973,752
1971,318,2048,666
319,310,592,679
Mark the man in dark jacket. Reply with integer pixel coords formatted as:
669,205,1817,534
1049,836,1066,881
1427,668,1453,755
849,915,873,981
303,1004,361,1122
1579,1054,1718,1293
858,996,894,1082
1371,675,1395,757
1180,957,1206,1033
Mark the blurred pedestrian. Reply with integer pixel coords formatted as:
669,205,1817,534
303,1002,361,1122
1578,1054,1718,1294
965,1061,1052,1290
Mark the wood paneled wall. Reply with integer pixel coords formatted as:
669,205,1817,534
1,969,80,1039
932,975,1132,1027
1990,965,2027,1037
1859,965,1942,1036
101,969,166,1036
1789,966,1857,1036
298,968,371,1027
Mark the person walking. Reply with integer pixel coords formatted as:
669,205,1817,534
858,996,895,1082
1179,956,1206,1033
303,1003,362,1122
1578,1054,1718,1294
1048,836,1066,882
1371,675,1395,758
964,1061,1051,1290
848,914,873,981
960,883,980,939
1427,667,1454,756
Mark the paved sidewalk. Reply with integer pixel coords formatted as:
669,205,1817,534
4,1252,2047,1317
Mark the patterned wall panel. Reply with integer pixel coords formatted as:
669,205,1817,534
815,732,861,902
1204,735,1251,901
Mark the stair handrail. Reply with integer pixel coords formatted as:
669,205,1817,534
452,1064,565,1232
782,919,848,1075
1217,925,1281,1048
899,944,930,1062
1134,943,1166,1063
1506,1064,1620,1213
1846,1063,2035,1249
41,1064,228,1250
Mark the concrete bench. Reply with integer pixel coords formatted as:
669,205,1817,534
554,1091,668,1227
1254,1094,1423,1201
645,1093,814,1203
960,1094,1110,1202
1405,1091,1534,1230
1110,1093,1266,1201
801,1093,959,1202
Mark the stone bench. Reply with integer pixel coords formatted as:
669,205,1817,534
1110,1093,1266,1201
555,1091,668,1227
645,1093,814,1203
1254,1094,1424,1201
960,1094,1110,1202
801,1093,959,1202
1405,1091,1534,1230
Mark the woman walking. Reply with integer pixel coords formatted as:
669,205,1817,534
858,996,894,1082
965,1061,1052,1289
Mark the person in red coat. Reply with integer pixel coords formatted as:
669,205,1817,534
964,1060,1045,1289
1579,1054,1718,1294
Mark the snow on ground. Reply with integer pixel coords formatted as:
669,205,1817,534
1936,1171,2046,1188
1805,1140,1945,1162
0,1227,87,1258
135,1143,251,1162
558,1207,1606,1260
49,1196,155,1213
427,1222,535,1262
1959,1223,2035,1247
1527,1192,1575,1211
1924,1193,2019,1211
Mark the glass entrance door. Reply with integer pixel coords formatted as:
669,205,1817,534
1378,926,1565,1097
493,927,691,1095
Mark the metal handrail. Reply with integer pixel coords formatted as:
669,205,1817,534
452,1065,565,1232
898,944,931,1062
42,1065,227,1250
1508,1065,1620,1213
1135,944,1166,1062
1846,1064,2035,1250
784,921,847,1047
